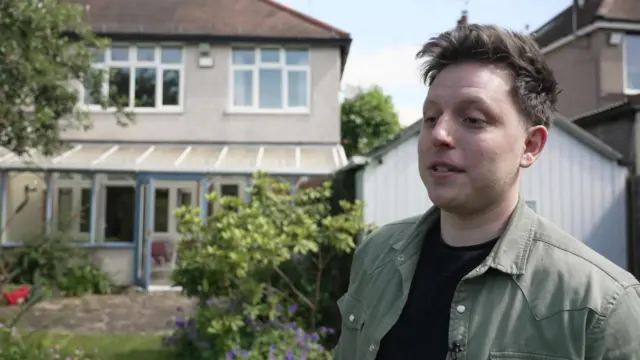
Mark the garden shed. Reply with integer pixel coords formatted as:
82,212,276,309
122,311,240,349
348,116,631,269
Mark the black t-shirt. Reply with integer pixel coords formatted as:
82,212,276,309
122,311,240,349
376,221,498,360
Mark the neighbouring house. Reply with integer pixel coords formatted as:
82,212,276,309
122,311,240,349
532,0,640,118
345,116,630,270
572,94,640,275
0,0,351,291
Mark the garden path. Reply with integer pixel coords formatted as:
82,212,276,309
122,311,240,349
0,291,195,334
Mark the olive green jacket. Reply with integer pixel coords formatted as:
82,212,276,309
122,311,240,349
333,199,640,359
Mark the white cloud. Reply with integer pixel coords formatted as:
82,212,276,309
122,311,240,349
341,43,424,89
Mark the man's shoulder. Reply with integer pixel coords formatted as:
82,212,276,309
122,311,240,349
526,215,638,315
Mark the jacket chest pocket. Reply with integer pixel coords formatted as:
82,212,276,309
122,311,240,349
334,292,367,359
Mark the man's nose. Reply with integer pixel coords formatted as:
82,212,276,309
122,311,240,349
431,116,455,148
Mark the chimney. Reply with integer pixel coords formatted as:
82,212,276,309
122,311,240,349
456,9,468,27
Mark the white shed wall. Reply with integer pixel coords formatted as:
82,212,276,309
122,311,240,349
358,127,629,268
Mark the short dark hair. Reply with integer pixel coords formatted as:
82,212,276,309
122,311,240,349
416,24,559,128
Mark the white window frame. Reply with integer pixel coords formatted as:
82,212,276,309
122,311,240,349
228,46,311,114
81,43,186,113
52,173,92,237
623,34,640,94
52,174,197,244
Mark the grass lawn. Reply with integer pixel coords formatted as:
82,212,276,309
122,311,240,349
30,333,174,360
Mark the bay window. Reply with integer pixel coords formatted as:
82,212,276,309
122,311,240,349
231,47,310,111
83,45,184,110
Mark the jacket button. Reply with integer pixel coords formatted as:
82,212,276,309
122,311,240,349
369,344,376,351
456,305,466,313
349,314,355,322
397,254,404,261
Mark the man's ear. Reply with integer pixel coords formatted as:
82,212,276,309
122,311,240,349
520,125,547,168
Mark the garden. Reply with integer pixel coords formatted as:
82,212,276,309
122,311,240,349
0,173,369,359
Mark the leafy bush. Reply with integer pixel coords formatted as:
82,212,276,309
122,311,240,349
166,301,333,359
57,259,112,297
0,325,96,360
168,172,367,358
10,231,112,297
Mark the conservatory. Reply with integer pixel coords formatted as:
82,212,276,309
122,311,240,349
0,142,347,291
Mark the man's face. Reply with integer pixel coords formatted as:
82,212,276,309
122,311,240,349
418,62,547,215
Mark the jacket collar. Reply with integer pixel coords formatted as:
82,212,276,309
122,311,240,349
392,197,538,275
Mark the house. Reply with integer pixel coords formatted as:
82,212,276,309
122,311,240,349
533,0,640,118
347,116,630,270
0,0,351,291
572,94,640,275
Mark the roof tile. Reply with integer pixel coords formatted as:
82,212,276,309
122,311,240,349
70,0,350,39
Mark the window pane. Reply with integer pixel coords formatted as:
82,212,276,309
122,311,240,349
109,67,131,107
154,189,169,232
260,48,280,63
111,46,129,61
177,189,192,206
285,49,309,65
134,68,156,107
288,70,308,107
137,46,155,62
232,48,255,65
104,186,135,242
80,188,91,233
161,46,183,64
626,36,640,90
259,69,282,108
176,189,192,228
234,70,253,106
89,47,105,63
83,75,101,105
57,188,73,232
220,184,239,197
162,69,180,106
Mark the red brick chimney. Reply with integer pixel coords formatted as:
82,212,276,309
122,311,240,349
456,10,468,27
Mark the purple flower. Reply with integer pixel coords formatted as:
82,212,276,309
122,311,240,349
288,303,299,315
175,316,185,329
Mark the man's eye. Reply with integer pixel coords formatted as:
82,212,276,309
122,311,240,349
423,117,437,125
463,117,484,126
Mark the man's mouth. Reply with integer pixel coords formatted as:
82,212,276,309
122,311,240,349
429,164,464,173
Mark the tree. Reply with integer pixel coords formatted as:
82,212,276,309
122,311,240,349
0,0,130,157
340,85,402,158
170,173,367,358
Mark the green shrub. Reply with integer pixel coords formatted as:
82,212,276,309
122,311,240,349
0,327,97,360
167,172,367,358
57,259,112,297
10,231,112,297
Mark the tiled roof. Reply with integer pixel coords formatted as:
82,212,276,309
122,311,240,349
70,0,350,39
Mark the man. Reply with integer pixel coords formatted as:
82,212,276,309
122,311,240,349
333,24,640,360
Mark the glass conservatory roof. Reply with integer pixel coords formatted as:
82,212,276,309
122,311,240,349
0,143,348,175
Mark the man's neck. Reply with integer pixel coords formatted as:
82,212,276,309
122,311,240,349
440,193,519,247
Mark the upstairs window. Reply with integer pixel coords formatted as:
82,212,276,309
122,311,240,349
231,47,310,111
624,35,640,92
83,45,184,110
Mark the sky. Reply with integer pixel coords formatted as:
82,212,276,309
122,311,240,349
278,0,573,126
